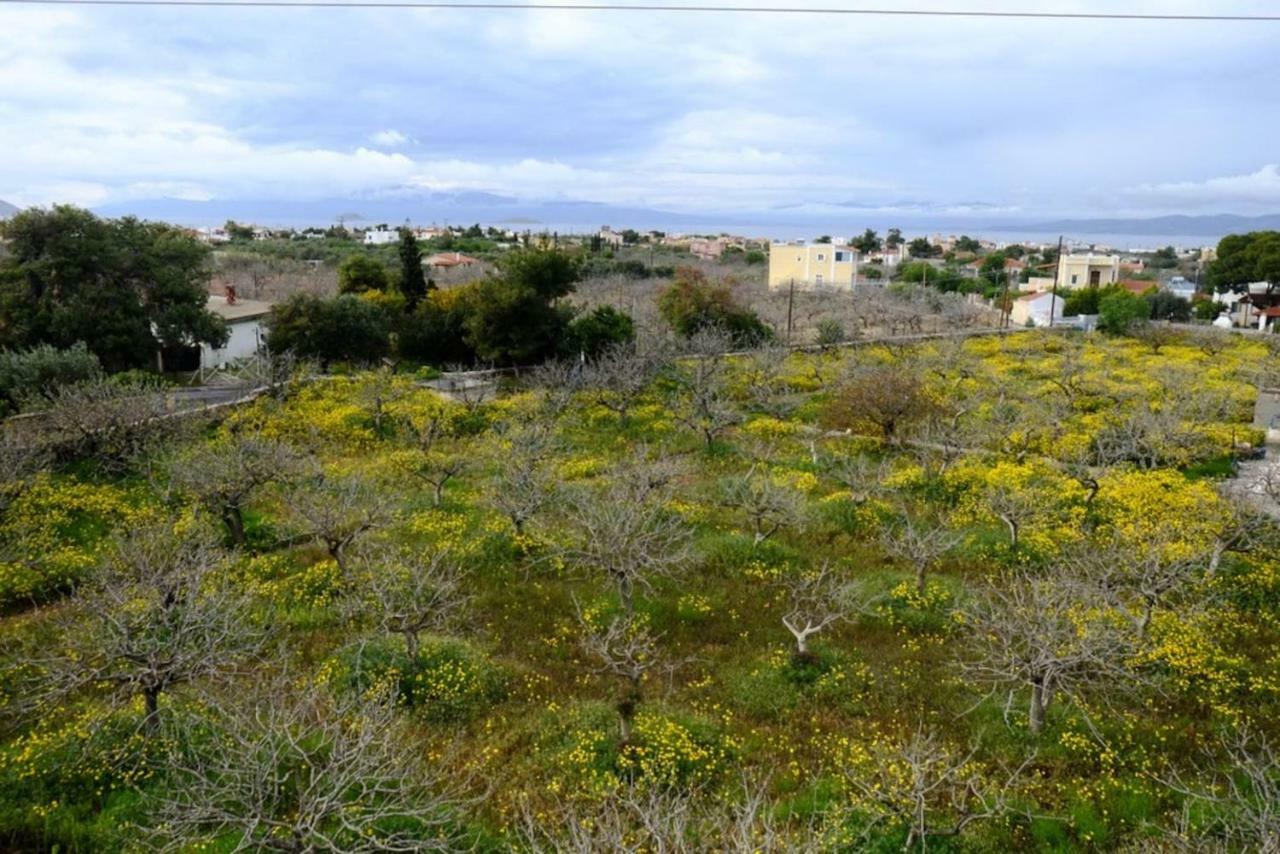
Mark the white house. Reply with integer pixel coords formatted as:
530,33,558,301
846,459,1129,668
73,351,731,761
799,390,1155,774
1008,291,1065,327
363,227,399,246
202,293,272,371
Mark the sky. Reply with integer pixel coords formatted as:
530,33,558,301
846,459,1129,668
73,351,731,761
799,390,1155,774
3,0,1280,221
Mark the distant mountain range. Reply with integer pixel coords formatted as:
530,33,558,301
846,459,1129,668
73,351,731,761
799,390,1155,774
998,213,1280,238
0,200,18,220
70,194,1280,244
91,193,720,232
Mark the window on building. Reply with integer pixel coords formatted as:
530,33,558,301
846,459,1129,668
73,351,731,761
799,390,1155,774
1071,274,1078,285
817,254,825,261
835,251,848,262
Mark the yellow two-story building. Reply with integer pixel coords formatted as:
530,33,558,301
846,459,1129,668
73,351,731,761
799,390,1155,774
1056,253,1121,290
768,242,860,289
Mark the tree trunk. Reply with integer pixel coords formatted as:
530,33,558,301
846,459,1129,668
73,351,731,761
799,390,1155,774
617,682,640,742
405,630,420,661
915,563,928,596
1029,679,1046,734
223,504,246,547
143,687,160,732
432,481,445,507
1002,516,1019,552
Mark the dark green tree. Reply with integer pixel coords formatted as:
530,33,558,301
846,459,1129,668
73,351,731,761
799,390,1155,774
499,246,581,300
565,306,635,359
1098,290,1150,334
337,253,390,294
462,278,569,365
396,229,428,311
1209,232,1280,295
0,205,226,372
886,228,904,248
265,294,390,369
852,229,881,253
955,236,982,254
908,237,939,258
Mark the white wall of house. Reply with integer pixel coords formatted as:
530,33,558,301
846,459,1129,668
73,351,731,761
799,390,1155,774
201,320,264,370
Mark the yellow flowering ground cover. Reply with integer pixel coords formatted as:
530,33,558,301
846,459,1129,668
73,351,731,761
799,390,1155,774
2,329,1278,850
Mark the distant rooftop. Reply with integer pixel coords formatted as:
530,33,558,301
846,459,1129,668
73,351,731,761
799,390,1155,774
206,294,272,322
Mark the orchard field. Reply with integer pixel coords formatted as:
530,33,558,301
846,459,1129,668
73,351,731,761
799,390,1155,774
1,328,1279,851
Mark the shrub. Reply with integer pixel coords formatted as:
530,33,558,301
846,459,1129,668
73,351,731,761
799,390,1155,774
814,319,845,348
0,342,100,413
656,267,771,347
564,305,635,358
1098,290,1150,334
333,636,507,725
540,703,734,794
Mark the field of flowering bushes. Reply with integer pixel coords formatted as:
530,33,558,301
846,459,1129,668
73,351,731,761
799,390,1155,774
0,328,1278,851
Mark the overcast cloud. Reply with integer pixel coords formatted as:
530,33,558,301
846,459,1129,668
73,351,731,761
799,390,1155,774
3,0,1280,218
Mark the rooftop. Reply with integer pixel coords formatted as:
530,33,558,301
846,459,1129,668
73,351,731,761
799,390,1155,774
206,294,273,322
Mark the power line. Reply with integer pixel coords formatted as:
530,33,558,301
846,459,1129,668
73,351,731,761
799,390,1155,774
0,0,1277,19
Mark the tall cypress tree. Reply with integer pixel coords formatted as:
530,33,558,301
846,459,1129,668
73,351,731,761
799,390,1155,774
397,228,428,312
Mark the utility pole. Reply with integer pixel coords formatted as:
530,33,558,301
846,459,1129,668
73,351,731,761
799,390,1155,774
785,278,795,345
1047,234,1064,328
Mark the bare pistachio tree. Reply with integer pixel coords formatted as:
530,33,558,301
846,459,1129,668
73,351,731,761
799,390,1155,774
222,348,308,399
32,521,260,732
350,545,468,660
579,342,666,428
879,511,962,596
961,569,1130,734
738,342,797,418
0,430,48,514
1158,727,1280,853
393,403,468,508
822,449,890,507
565,458,691,616
149,683,469,853
353,368,408,438
488,422,558,537
517,777,823,854
284,473,394,574
529,358,586,421
580,612,664,742
169,433,309,546
666,335,742,448
779,562,852,661
721,467,807,548
34,376,183,473
839,726,1023,852
1073,537,1210,638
